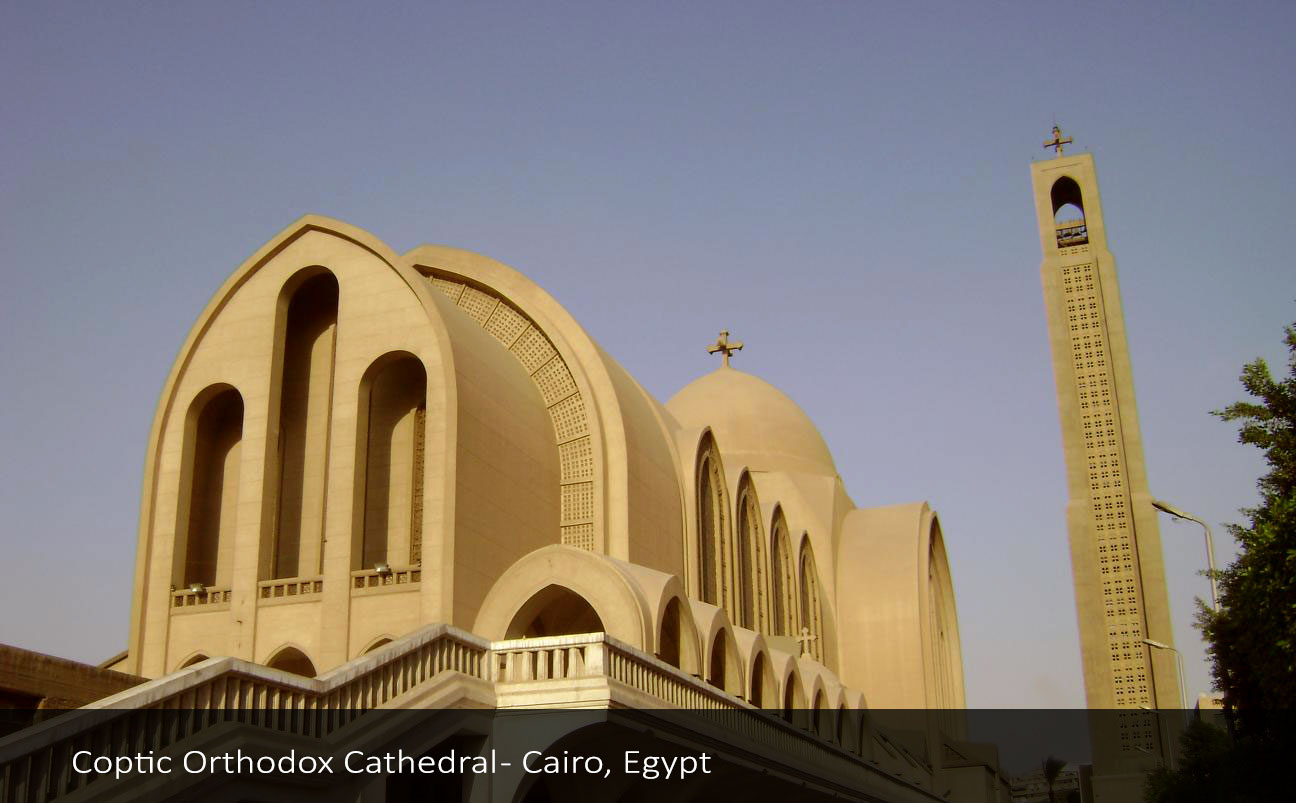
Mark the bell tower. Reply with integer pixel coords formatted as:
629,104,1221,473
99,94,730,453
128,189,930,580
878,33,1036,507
1031,128,1182,796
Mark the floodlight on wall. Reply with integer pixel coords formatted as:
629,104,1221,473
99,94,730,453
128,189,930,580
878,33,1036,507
374,562,392,577
188,583,205,595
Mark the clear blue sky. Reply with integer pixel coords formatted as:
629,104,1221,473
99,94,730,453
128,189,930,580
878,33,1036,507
2,1,1292,714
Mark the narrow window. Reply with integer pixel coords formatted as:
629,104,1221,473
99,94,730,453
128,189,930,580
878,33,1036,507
175,387,243,589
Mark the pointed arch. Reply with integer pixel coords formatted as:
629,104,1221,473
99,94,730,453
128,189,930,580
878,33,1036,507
506,584,605,638
799,535,825,662
734,473,767,631
173,385,244,590
265,646,316,678
176,652,210,671
769,507,796,637
694,433,731,612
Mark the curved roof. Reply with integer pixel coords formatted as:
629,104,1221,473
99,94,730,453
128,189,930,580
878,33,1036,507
666,367,837,476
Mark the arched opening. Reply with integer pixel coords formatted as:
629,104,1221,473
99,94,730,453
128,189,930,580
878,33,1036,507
364,638,393,655
750,651,775,708
735,478,766,631
812,690,828,737
175,387,244,589
782,672,805,724
770,511,796,637
178,654,209,670
658,598,682,668
269,271,339,580
266,647,316,678
837,705,851,748
799,537,825,662
506,585,604,639
707,631,727,689
695,435,729,609
354,354,427,571
1050,176,1088,247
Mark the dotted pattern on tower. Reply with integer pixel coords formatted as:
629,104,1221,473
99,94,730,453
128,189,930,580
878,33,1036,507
1062,260,1156,752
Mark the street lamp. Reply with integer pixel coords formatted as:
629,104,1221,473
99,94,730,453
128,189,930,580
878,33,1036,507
1143,638,1188,712
1152,499,1219,610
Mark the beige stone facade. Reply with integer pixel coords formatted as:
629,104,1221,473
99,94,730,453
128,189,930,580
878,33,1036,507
1032,145,1182,798
0,216,1003,802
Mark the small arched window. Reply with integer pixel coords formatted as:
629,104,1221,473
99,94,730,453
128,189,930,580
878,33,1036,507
799,537,825,662
770,510,796,637
695,434,730,610
735,476,767,631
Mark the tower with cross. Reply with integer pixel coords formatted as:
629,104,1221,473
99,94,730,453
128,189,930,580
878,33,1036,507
1030,127,1182,796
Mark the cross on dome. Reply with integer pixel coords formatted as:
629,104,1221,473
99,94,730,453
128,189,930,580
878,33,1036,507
707,330,743,367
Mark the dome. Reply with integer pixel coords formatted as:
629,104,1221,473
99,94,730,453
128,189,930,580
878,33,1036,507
666,367,837,476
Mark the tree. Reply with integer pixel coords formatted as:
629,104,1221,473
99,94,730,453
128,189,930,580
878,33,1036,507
1145,321,1296,801
1204,320,1296,735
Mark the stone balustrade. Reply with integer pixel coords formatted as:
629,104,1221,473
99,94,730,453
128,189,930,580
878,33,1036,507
1,628,923,803
257,576,323,600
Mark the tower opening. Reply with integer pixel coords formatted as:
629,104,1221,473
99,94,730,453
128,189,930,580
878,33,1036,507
1050,176,1088,247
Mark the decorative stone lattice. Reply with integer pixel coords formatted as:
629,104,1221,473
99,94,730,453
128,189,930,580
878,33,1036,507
1062,261,1156,752
421,270,596,550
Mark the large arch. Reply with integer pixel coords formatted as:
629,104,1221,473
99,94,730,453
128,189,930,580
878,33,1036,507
266,269,339,581
405,245,688,573
835,503,967,713
128,216,463,679
473,545,652,651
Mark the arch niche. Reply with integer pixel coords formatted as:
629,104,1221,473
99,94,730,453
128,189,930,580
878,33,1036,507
173,385,244,590
506,585,605,639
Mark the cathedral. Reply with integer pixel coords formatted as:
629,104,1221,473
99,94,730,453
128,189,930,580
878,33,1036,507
0,216,1003,802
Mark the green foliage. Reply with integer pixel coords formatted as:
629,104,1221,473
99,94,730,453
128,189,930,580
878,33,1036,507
1146,321,1296,802
1203,321,1296,731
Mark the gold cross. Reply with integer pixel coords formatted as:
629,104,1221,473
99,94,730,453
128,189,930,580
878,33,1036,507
707,330,743,367
796,627,817,657
1044,125,1073,156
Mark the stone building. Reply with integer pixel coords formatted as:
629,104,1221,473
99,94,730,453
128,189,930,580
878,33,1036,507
1,216,1004,802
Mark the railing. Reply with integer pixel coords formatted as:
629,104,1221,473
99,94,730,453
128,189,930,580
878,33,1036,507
0,625,488,803
170,587,230,608
351,567,421,590
258,576,323,600
0,629,938,803
1055,220,1088,247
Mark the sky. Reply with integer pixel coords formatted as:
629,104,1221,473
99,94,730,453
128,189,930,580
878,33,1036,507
2,1,1293,718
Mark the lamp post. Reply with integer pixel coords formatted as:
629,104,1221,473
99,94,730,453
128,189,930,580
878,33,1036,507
1143,639,1188,712
1151,499,1219,610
